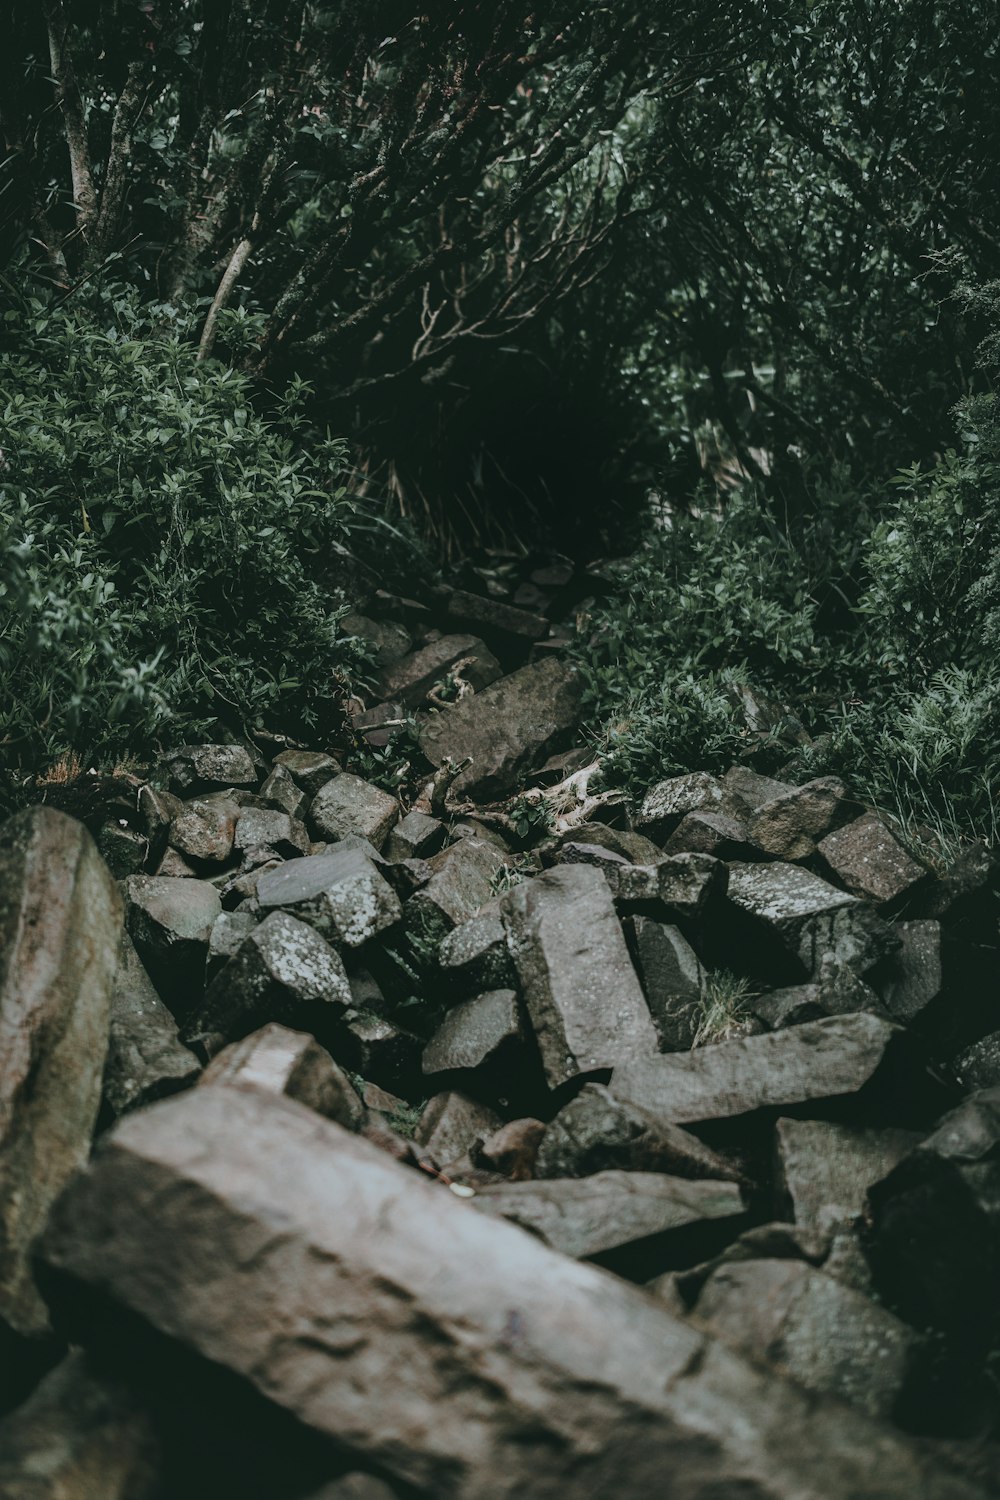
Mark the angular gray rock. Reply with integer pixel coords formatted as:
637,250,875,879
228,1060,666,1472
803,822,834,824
880,919,943,1022
418,658,583,801
0,1351,159,1500
693,1258,925,1420
603,852,727,920
406,838,506,945
627,917,706,1051
257,846,402,948
184,911,351,1055
104,933,200,1118
234,805,310,858
207,909,258,975
775,1118,921,1237
340,610,412,667
445,588,548,643
308,774,399,851
950,1031,1000,1092
337,1010,424,1100
422,990,523,1077
161,742,257,795
747,777,857,861
753,958,885,1031
377,633,502,706
96,822,148,878
200,1022,365,1129
535,1083,743,1182
273,749,342,798
39,1086,983,1500
471,1170,745,1260
554,821,664,865
726,861,895,977
0,808,121,1336
438,914,516,996
168,797,238,863
258,762,309,819
123,875,221,1010
412,1091,503,1165
501,864,659,1088
865,1087,1000,1353
610,1013,907,1126
383,809,446,861
722,765,793,808
634,772,732,841
818,816,929,907
661,810,756,861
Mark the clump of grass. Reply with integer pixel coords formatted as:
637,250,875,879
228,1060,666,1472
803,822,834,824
692,970,757,1048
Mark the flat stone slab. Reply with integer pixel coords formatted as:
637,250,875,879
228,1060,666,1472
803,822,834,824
257,846,402,947
419,658,583,801
471,1170,745,1259
39,1088,991,1499
501,864,659,1087
610,1013,906,1125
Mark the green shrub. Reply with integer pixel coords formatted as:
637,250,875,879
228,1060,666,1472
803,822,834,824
0,282,376,775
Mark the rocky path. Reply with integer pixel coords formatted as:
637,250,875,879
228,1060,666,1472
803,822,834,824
1,554,999,1498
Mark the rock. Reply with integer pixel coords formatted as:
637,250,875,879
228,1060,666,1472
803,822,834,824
634,773,740,842
535,1083,743,1182
340,610,412,667
747,777,858,861
413,1091,503,1165
422,990,522,1078
307,1478,399,1500
472,1170,745,1261
610,1013,910,1126
603,852,728,921
350,701,406,750
154,847,198,878
554,822,664,864
218,858,282,912
419,658,583,801
199,1023,365,1129
406,839,507,947
103,934,200,1118
949,1032,1000,1091
383,810,446,861
818,816,930,908
96,822,148,878
661,811,756,861
257,846,402,948
775,1118,921,1237
206,909,257,975
183,911,352,1056
0,808,121,1336
865,1087,1000,1354
501,864,659,1088
39,1087,991,1500
880,920,944,1022
336,1011,424,1100
553,841,629,876
0,1351,159,1500
478,1119,546,1179
377,633,502,706
627,917,706,1051
438,914,516,996
273,749,342,798
693,1259,925,1420
722,765,793,808
753,959,885,1031
137,783,184,850
161,743,257,796
123,875,221,1013
725,861,896,978
445,588,548,646
168,797,238,864
234,806,310,858
672,1221,830,1304
257,763,309,819
752,985,828,1029
308,775,399,851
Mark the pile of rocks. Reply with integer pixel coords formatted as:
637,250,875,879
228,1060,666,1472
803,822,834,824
2,562,999,1498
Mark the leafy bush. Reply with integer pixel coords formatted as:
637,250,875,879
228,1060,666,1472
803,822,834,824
0,282,375,775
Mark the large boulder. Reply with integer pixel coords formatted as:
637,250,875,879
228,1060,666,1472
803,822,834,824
0,807,121,1338
39,1087,990,1499
501,864,659,1088
418,658,583,801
